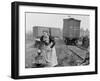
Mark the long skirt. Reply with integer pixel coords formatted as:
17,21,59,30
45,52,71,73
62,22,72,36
42,46,58,67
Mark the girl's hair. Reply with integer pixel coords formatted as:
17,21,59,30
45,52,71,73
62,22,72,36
42,30,50,36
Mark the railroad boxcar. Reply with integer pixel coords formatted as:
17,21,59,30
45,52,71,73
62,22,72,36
49,28,62,39
33,26,61,38
33,26,49,38
63,18,81,45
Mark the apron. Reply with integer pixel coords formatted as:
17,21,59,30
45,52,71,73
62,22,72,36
42,46,58,67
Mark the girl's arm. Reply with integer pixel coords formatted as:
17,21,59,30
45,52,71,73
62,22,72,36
49,37,55,48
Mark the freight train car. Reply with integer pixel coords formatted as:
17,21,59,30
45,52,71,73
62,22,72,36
49,28,62,39
63,18,81,45
33,26,49,38
33,26,61,38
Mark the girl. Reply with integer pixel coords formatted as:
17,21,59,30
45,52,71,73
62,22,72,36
40,30,58,67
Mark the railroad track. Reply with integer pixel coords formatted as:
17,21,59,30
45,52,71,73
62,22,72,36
68,48,84,61
55,39,88,60
67,45,88,60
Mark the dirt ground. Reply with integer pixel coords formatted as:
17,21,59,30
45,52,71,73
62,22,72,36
25,37,89,68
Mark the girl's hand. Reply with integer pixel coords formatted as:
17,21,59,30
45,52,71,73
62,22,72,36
46,46,51,51
47,46,50,49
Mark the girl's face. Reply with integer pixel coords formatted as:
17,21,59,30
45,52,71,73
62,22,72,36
43,32,49,43
43,32,49,37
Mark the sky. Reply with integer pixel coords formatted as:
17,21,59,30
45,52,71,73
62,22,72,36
25,12,90,33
